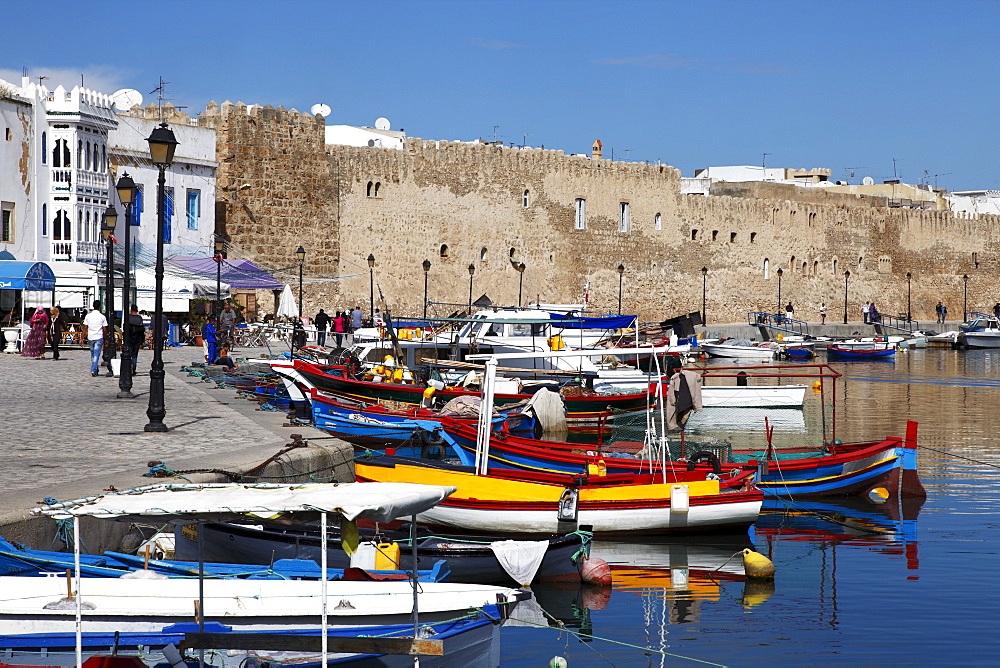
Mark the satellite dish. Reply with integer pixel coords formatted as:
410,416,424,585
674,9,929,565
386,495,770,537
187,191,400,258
862,176,875,186
310,103,332,118
111,89,143,110
375,117,391,131
367,139,376,147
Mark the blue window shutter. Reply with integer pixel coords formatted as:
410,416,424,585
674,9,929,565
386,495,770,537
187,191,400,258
187,190,199,230
131,188,143,226
163,187,173,244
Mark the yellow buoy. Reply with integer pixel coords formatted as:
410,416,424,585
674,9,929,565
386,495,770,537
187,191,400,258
742,548,775,580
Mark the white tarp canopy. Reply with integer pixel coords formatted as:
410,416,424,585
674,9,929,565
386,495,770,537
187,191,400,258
30,482,457,525
134,267,231,313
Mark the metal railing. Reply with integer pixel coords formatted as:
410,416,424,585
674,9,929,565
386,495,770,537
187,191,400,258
747,311,810,339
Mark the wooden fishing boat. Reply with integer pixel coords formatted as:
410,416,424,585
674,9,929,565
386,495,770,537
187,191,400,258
0,536,448,581
291,358,651,432
825,344,896,360
0,612,503,667
172,520,596,585
354,456,762,536
403,417,924,499
310,389,538,448
699,340,777,359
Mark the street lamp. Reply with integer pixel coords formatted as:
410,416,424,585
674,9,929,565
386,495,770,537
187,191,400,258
617,264,625,315
516,262,526,308
776,268,783,314
468,263,476,313
422,259,431,320
296,245,306,318
367,254,375,324
906,271,912,322
100,205,118,377
963,273,969,322
214,238,225,328
144,122,178,433
701,267,708,326
843,270,850,324
115,173,137,399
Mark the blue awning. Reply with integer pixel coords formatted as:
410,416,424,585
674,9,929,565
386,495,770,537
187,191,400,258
0,261,57,291
548,313,637,330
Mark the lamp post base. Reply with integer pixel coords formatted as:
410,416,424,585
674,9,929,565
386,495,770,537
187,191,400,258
143,422,168,433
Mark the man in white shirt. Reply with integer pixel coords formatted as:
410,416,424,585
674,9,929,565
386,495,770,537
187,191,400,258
82,301,108,377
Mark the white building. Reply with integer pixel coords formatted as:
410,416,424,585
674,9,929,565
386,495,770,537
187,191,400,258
110,110,218,258
947,190,1000,216
325,118,405,150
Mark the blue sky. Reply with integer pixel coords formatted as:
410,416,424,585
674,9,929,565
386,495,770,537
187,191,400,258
3,0,997,190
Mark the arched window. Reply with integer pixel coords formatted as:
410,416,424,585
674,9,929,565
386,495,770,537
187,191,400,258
41,132,46,164
439,244,449,258
101,145,106,172
750,232,757,243
85,141,91,170
711,230,718,241
790,255,796,268
480,247,487,260
53,210,67,240
523,190,530,208
691,229,698,241
730,232,737,243
763,259,770,280
374,182,381,197
41,204,47,236
654,213,662,230
366,181,373,197
802,261,807,274
858,256,863,269
77,140,83,168
833,259,838,274
77,210,83,242
92,144,99,172
813,260,818,275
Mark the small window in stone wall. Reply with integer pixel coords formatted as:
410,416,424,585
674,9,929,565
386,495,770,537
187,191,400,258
366,181,374,197
750,232,757,243
711,230,718,241
808,212,816,226
858,256,863,270
480,247,487,261
813,260,818,275
801,261,807,275
730,232,736,243
790,255,796,269
878,256,892,273
691,229,698,241
523,190,530,208
439,244,449,258
655,213,662,230
374,182,381,197
509,247,516,259
763,258,770,279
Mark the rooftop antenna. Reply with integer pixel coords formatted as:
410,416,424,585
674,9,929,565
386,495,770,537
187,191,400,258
623,149,631,161
149,77,186,121
36,75,49,87
844,166,865,179
492,125,499,141
891,158,901,180
762,152,771,168
521,132,533,148
21,66,27,78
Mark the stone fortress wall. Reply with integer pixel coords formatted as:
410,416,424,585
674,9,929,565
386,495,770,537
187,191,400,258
189,101,1000,324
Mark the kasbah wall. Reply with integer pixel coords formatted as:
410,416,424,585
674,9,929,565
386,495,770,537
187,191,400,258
198,101,1000,324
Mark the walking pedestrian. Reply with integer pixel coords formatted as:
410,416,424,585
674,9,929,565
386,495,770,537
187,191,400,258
785,302,794,319
936,301,945,324
819,303,827,325
332,310,346,347
21,307,49,359
126,304,146,373
219,304,238,344
941,303,948,323
82,301,108,377
48,306,68,360
870,301,881,324
314,309,331,347
351,305,363,331
863,301,871,324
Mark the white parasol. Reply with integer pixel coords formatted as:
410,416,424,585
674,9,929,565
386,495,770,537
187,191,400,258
277,283,298,318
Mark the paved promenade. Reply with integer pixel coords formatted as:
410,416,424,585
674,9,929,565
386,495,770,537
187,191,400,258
0,343,352,544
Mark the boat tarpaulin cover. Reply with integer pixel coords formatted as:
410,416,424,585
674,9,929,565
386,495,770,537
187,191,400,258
548,313,636,330
31,482,457,524
489,539,549,585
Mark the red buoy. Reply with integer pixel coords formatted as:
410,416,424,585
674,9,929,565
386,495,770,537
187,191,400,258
580,556,612,585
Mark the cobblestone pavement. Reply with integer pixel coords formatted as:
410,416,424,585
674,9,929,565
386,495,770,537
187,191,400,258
0,344,311,500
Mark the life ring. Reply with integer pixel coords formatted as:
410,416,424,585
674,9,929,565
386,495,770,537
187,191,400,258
420,430,446,460
686,450,722,475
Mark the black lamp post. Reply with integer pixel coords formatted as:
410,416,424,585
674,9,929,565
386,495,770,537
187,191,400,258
617,264,625,315
776,268,783,314
296,245,306,319
367,254,375,323
468,263,476,313
701,267,708,326
422,259,431,320
843,270,850,324
963,273,969,321
214,238,225,328
100,205,118,377
144,122,178,434
516,262,526,308
906,271,912,322
115,173,137,399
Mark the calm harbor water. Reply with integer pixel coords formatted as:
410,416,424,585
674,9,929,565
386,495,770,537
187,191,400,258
501,348,1000,666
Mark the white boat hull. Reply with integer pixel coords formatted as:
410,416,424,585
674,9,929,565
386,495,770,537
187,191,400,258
700,385,807,408
0,576,523,635
415,499,762,536
700,344,775,359
961,331,1000,348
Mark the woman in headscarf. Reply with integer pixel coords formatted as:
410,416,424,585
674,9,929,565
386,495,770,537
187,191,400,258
21,307,50,359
